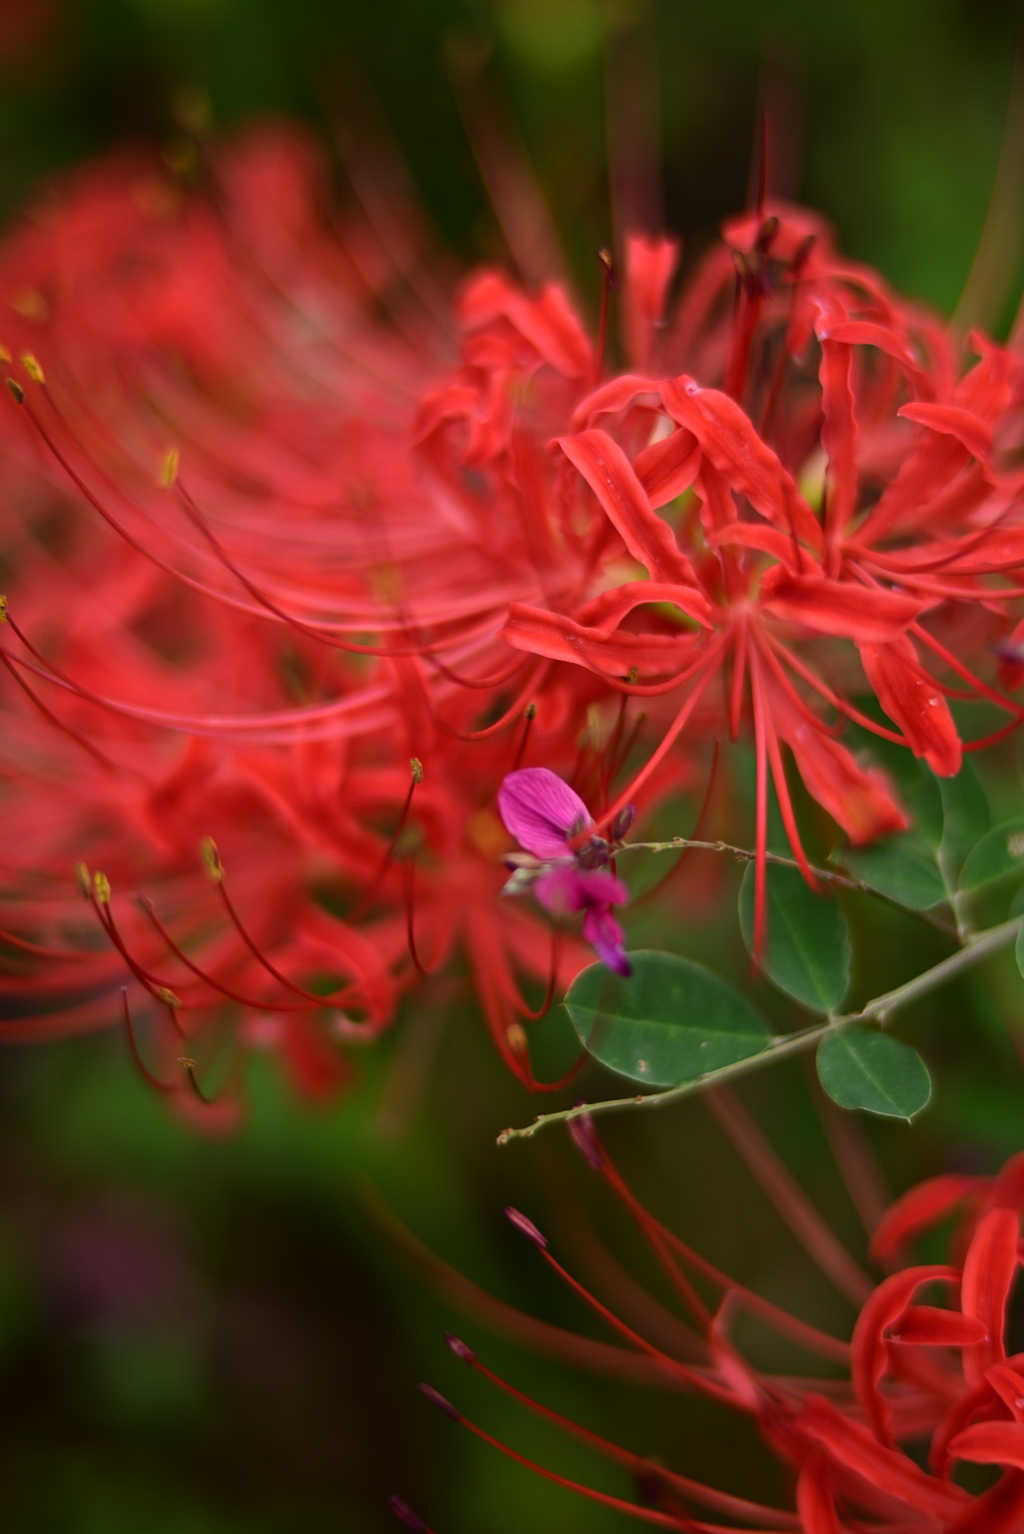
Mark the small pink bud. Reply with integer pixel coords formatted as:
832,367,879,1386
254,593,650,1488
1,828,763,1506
505,1206,547,1248
418,1382,460,1421
445,1332,477,1362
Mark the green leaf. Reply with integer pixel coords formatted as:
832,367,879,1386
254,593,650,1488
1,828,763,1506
938,762,990,876
738,863,850,1011
1015,922,1024,980
959,818,1024,892
565,950,770,1088
908,772,944,845
816,1029,932,1119
838,837,946,911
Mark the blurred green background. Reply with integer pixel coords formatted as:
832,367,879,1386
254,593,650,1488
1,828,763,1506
2,1,1024,1530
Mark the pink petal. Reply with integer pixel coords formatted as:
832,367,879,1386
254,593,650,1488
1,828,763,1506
498,768,592,859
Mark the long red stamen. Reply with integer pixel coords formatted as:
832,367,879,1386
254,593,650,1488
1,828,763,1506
754,634,844,739
423,1388,698,1530
0,646,117,769
705,1087,873,1307
448,1339,802,1529
28,376,507,669
515,928,560,1020
436,660,551,741
749,656,769,965
964,715,1024,751
512,702,536,771
594,639,727,836
0,924,91,961
635,740,721,908
88,887,190,1024
595,1143,851,1365
910,620,1024,718
750,646,821,891
403,858,433,978
763,632,909,745
729,616,748,741
213,877,353,1005
121,986,174,1092
594,246,616,388
531,1242,749,1410
136,896,324,1013
177,480,468,661
351,760,423,918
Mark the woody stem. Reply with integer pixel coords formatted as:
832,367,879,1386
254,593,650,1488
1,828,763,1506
497,915,1022,1145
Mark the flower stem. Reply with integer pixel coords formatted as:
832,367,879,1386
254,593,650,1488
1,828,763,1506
496,915,1022,1146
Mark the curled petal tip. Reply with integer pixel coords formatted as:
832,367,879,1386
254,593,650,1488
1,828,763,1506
504,1206,548,1248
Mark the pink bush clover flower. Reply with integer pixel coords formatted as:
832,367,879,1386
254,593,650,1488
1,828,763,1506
497,769,632,976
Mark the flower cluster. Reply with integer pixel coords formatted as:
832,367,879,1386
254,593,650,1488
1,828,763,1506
2,123,1024,1109
405,1121,1024,1534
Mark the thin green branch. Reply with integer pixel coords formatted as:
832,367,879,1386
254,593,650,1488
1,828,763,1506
618,837,957,936
496,916,1022,1147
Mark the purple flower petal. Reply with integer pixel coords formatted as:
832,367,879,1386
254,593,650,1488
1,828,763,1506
583,907,631,976
497,768,593,859
534,866,629,915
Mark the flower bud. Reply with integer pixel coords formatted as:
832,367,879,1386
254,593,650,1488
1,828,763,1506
608,804,636,843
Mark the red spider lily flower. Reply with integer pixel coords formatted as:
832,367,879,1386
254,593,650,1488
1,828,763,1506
493,207,1024,948
498,767,632,974
403,1122,1024,1533
1,125,1024,1093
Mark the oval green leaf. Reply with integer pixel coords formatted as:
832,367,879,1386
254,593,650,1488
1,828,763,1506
738,862,850,1011
816,1029,931,1120
565,950,770,1088
838,837,946,911
959,818,1024,892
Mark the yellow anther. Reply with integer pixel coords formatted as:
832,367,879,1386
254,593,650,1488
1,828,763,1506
176,1056,197,1069
20,353,44,385
201,835,224,882
524,702,537,720
156,988,181,1008
92,871,111,905
0,345,11,365
75,862,91,897
0,595,7,624
6,378,24,404
410,756,424,784
160,447,180,488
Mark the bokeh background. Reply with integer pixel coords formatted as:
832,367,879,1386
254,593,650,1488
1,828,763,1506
2,1,1024,1529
